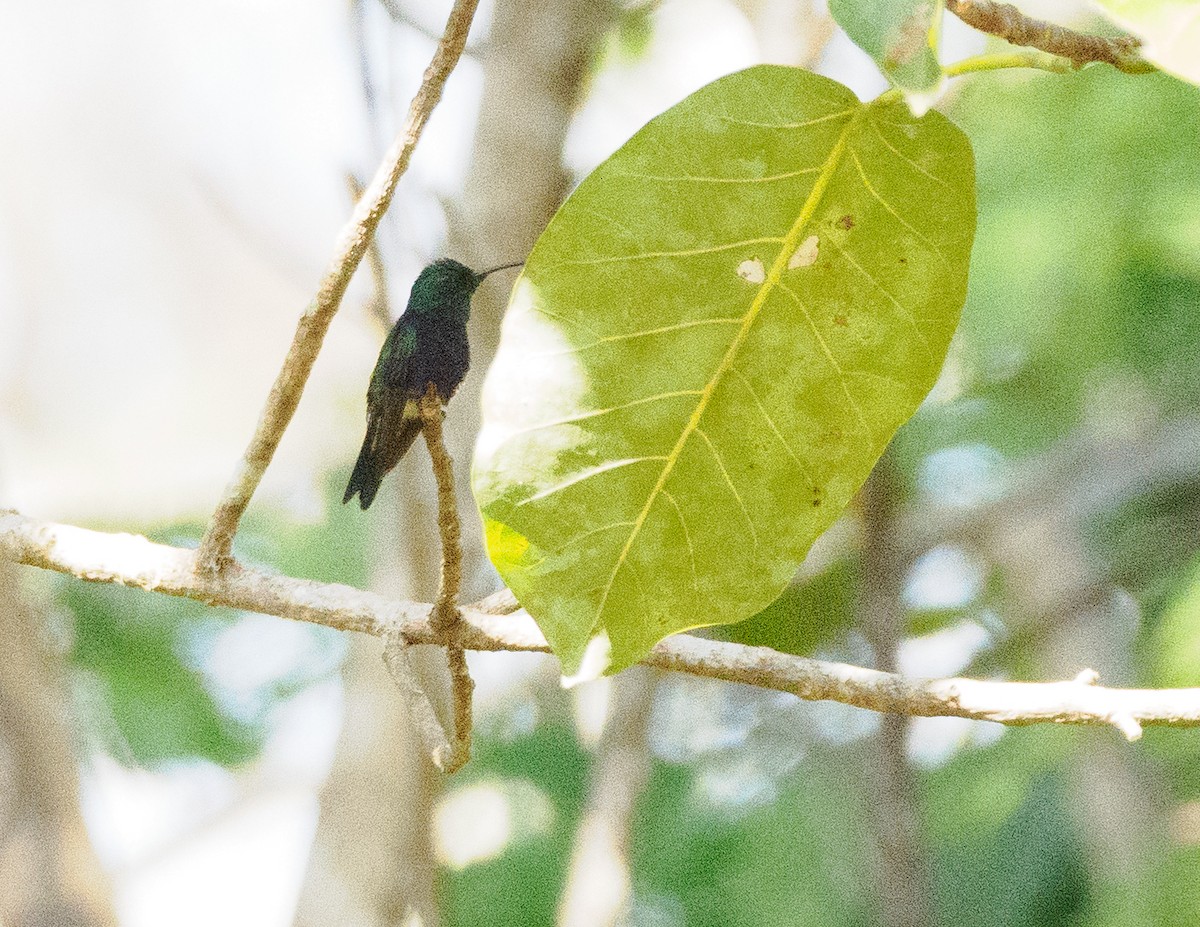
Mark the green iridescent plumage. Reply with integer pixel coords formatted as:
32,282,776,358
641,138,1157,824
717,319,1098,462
344,258,521,510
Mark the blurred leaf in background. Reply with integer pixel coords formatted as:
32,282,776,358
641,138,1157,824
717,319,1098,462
66,582,262,767
64,475,364,768
632,761,873,926
441,726,589,926
714,556,859,656
910,68,1200,456
925,732,1091,927
829,0,945,99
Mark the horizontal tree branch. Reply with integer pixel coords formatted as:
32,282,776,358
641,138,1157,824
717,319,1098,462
5,509,1199,741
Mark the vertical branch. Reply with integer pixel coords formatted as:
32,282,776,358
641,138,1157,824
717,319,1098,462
858,457,936,927
558,670,658,927
0,563,120,926
419,384,473,773
195,0,482,575
421,386,463,620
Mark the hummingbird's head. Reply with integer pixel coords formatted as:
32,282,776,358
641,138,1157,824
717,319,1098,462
405,259,484,324
407,258,524,321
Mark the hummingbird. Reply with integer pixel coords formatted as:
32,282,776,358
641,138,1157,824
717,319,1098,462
343,258,523,510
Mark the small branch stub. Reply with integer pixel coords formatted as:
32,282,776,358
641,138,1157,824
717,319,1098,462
379,388,475,772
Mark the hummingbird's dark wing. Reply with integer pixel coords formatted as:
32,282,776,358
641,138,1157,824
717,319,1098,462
343,394,422,509
343,323,423,510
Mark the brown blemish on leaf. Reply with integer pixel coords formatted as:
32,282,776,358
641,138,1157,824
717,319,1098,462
833,314,848,327
837,214,854,230
885,3,935,68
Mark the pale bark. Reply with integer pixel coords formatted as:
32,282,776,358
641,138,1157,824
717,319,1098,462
0,563,119,927
6,509,1200,736
858,460,936,927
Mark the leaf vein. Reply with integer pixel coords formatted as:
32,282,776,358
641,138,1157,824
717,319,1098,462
868,122,953,189
595,106,868,624
544,520,638,558
534,317,742,358
695,427,759,550
623,167,821,185
515,456,667,508
715,108,856,130
776,279,875,442
504,390,703,438
547,237,786,269
662,489,701,607
730,367,813,480
822,235,934,359
848,148,950,266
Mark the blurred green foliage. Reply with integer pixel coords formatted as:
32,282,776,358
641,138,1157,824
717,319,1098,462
714,556,859,656
66,581,261,766
631,756,875,926
441,726,590,925
830,0,943,96
65,474,364,767
919,68,1200,455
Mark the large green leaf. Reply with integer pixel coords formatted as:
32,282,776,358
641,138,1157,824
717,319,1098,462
1092,0,1200,85
830,0,945,98
473,65,976,677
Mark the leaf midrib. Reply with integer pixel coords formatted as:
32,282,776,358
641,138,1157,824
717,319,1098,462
594,102,868,629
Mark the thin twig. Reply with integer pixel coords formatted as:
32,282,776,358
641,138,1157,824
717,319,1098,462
558,670,657,927
195,0,482,576
346,174,394,334
945,0,1154,72
419,385,473,772
381,634,459,770
5,509,1200,739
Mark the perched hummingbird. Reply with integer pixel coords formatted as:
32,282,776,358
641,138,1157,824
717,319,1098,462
343,258,522,510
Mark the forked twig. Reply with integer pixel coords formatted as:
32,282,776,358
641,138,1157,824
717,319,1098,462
420,384,474,771
382,386,474,773
195,0,482,575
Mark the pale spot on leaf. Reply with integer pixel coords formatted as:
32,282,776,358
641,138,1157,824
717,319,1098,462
788,235,819,269
736,258,765,283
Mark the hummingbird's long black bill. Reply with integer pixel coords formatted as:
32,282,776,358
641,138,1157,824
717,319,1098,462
475,260,525,282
